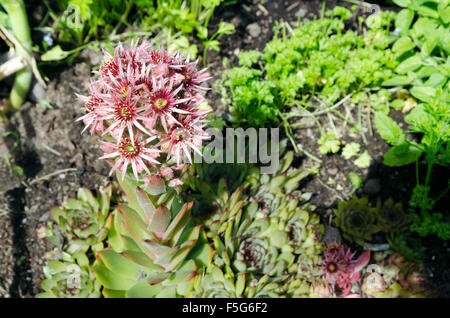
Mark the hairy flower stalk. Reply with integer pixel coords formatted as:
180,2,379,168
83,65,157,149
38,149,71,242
77,40,211,182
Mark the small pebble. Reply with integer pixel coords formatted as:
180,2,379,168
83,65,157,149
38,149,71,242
39,211,50,222
323,225,342,244
328,168,338,175
231,16,242,27
246,23,261,38
295,8,307,18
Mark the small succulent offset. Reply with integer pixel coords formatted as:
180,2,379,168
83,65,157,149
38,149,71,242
38,184,117,298
335,196,415,247
38,260,101,298
76,40,212,183
49,185,115,250
194,266,289,298
376,198,412,233
181,153,250,217
360,252,429,298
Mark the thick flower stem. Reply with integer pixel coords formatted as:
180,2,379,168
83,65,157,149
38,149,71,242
1,0,32,113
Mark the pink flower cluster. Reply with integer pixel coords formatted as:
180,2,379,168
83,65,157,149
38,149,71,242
76,40,211,183
321,240,370,297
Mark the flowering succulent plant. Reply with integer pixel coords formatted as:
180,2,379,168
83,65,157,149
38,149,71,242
77,40,212,183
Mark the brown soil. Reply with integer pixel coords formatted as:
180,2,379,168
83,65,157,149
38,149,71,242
0,0,448,298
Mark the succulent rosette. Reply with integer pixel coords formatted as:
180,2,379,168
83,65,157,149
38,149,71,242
197,151,324,297
292,254,323,281
76,40,212,183
361,271,387,297
194,266,245,298
38,261,101,298
376,198,412,233
50,186,114,248
333,196,380,246
91,187,215,298
233,232,291,276
283,201,323,256
194,266,288,298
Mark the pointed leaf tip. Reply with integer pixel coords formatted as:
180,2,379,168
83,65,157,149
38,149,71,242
148,205,171,239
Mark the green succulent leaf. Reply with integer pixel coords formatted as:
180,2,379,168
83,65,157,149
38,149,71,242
125,280,163,298
93,263,135,291
143,176,166,196
148,205,171,236
121,250,160,270
102,289,126,298
162,201,193,244
97,249,141,280
136,187,156,220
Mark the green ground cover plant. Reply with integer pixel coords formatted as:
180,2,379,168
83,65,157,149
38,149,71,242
219,7,397,126
217,6,398,160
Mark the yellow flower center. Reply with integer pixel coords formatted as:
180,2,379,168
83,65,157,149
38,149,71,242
173,127,190,142
119,139,140,158
115,103,133,121
154,98,168,110
327,262,338,273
